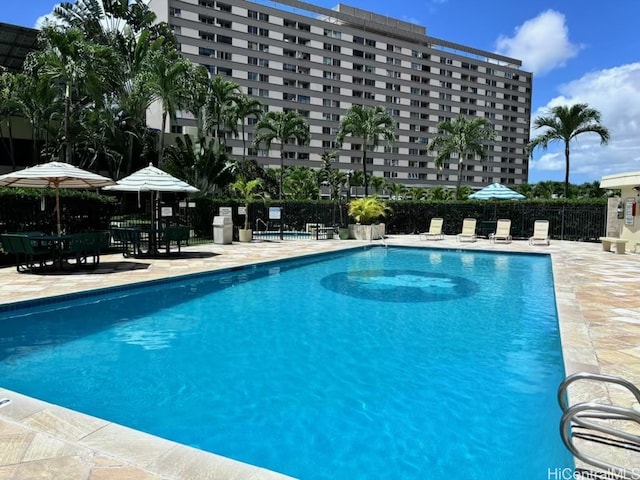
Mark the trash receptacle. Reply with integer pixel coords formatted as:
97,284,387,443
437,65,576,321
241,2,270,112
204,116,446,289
213,216,233,244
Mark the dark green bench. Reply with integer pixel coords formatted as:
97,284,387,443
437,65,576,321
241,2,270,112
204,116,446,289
111,227,144,258
0,234,53,272
62,231,110,269
160,226,190,254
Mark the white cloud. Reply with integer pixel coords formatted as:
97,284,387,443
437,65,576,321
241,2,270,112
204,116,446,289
530,63,640,182
495,10,582,76
34,4,64,29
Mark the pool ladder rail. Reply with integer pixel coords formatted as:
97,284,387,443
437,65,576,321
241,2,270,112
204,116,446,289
255,218,268,232
558,372,640,479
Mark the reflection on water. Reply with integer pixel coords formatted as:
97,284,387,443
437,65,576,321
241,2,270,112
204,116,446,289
112,322,177,350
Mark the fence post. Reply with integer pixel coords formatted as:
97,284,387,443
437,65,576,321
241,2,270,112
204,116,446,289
561,205,565,240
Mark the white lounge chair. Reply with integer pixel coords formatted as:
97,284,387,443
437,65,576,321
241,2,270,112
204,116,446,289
419,217,444,240
490,219,512,243
529,220,550,246
457,218,477,242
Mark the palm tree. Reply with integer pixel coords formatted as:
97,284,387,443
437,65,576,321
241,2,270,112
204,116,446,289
232,94,263,168
254,110,310,200
407,187,427,201
428,114,496,200
284,166,319,199
184,64,211,146
387,181,406,200
428,186,455,201
33,26,118,164
205,76,241,146
144,50,191,166
231,176,264,232
11,74,60,166
0,72,20,169
528,103,610,198
335,105,396,196
368,175,387,196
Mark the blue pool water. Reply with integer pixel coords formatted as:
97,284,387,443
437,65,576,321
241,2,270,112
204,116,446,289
253,230,311,239
0,246,572,479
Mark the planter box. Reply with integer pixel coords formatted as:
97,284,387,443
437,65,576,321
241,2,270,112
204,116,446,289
238,229,253,242
348,223,385,240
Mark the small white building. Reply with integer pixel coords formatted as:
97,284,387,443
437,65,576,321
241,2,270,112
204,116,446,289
600,171,640,251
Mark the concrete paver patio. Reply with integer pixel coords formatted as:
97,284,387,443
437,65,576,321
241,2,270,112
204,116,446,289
0,235,639,479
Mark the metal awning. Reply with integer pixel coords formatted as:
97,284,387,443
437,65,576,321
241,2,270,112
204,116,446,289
0,23,39,73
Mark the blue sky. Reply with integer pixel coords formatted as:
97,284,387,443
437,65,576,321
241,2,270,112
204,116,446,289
3,0,640,185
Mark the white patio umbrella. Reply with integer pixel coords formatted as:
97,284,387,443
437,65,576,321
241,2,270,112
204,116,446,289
0,161,116,235
103,163,199,254
103,163,199,195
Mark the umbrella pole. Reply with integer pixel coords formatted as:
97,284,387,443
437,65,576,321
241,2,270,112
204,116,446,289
55,185,62,235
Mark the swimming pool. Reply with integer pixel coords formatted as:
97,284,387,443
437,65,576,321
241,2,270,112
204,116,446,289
0,246,572,479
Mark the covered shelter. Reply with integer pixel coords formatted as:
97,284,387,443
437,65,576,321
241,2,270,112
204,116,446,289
0,23,39,73
600,171,640,251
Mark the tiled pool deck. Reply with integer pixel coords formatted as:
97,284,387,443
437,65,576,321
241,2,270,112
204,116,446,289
1,235,639,479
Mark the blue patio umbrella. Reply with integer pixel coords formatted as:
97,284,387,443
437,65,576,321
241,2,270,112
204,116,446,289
469,183,525,222
469,183,525,200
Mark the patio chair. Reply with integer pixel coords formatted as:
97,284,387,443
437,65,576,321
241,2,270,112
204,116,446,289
419,217,444,240
529,220,550,246
490,219,512,243
457,218,477,243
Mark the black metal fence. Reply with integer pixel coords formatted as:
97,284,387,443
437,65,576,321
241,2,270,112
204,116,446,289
0,190,608,246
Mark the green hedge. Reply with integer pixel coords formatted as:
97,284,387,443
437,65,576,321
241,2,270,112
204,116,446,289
0,188,118,234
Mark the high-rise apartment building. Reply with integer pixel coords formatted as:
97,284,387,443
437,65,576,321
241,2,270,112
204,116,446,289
150,0,533,188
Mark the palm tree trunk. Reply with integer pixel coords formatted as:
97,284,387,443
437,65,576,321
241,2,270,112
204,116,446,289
456,160,463,200
64,83,72,164
241,123,246,165
158,111,167,167
279,148,284,200
564,141,570,198
362,148,368,196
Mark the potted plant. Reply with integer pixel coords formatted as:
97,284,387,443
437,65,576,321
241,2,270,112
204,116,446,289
347,197,390,240
231,176,265,242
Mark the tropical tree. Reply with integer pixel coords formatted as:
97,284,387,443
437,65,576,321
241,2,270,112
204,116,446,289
283,166,319,199
428,114,496,200
11,73,61,166
335,105,396,196
528,103,610,198
232,94,263,167
254,110,310,200
231,176,264,231
31,26,119,164
368,175,387,196
184,64,211,145
407,187,427,201
164,134,235,196
428,186,455,201
143,49,191,166
319,150,347,225
387,181,406,200
205,75,241,146
0,73,20,169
